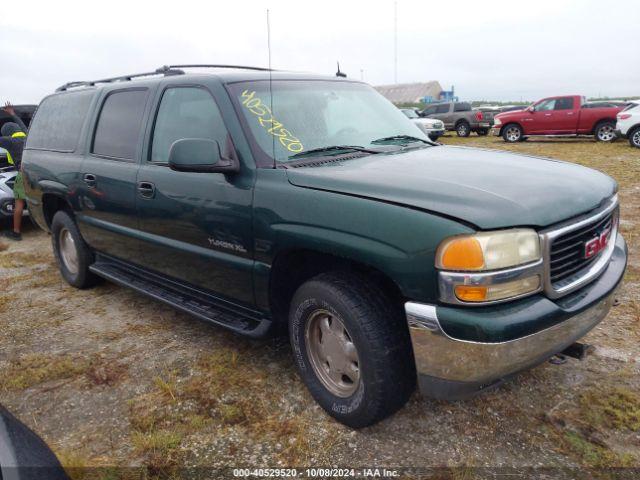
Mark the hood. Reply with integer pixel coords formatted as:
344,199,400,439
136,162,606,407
286,146,616,230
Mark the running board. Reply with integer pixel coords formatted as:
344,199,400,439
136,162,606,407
89,255,272,338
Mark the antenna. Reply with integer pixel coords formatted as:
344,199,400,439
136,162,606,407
394,0,398,84
267,9,276,169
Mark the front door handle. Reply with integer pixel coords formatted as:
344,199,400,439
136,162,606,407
137,181,156,199
83,173,97,187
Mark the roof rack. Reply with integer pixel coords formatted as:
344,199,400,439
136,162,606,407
55,64,275,92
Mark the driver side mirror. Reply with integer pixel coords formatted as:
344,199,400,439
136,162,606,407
168,138,239,174
527,106,535,113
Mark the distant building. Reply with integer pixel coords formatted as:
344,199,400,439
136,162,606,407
375,81,443,104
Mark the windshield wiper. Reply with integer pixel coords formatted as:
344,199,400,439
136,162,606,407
371,135,432,145
289,145,380,159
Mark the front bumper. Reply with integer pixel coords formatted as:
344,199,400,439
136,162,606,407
490,126,502,136
405,233,627,400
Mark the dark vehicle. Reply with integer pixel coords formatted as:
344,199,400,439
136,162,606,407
582,101,630,109
23,65,627,428
420,101,493,137
0,405,69,480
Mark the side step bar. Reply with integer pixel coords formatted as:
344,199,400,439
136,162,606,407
89,254,272,338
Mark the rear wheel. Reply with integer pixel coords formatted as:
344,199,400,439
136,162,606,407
289,272,415,428
51,210,100,289
594,121,617,142
456,122,471,137
629,127,640,148
502,123,523,142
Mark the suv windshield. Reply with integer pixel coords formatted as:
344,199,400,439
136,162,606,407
228,80,430,165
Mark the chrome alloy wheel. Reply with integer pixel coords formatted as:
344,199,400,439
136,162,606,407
58,228,79,275
597,124,616,141
632,130,640,147
305,309,361,397
505,126,521,141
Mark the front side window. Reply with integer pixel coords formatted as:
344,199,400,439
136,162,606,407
228,80,428,165
92,89,148,160
435,104,450,114
535,99,556,111
150,87,230,164
423,106,437,115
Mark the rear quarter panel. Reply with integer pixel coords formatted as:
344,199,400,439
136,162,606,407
577,106,622,134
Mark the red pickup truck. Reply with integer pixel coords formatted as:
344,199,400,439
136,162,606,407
491,95,623,142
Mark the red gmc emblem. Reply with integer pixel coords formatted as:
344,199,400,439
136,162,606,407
584,225,612,259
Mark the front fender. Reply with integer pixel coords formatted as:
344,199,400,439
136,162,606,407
252,169,473,309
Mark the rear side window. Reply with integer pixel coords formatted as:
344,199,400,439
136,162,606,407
454,102,471,112
150,87,230,164
27,90,94,152
435,104,450,114
554,97,574,110
92,89,148,160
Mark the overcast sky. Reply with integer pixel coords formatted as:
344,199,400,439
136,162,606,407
1,0,638,104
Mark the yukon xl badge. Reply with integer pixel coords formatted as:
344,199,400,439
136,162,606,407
208,237,247,253
584,225,611,259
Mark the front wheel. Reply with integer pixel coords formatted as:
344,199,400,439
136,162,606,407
51,210,101,289
455,122,471,137
289,272,415,428
628,127,640,148
594,121,617,142
502,123,523,142
476,128,489,136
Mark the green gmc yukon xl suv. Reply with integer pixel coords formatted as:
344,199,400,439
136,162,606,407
22,66,627,428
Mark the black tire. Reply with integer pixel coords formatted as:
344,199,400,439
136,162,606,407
289,272,415,428
502,123,523,142
455,122,471,137
628,127,640,148
51,210,100,289
476,128,489,136
594,121,617,142
428,133,439,141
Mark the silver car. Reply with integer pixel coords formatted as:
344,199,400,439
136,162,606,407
400,108,445,141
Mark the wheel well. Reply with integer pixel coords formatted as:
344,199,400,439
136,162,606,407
269,249,404,328
500,122,522,135
42,194,73,228
455,119,470,127
592,118,616,134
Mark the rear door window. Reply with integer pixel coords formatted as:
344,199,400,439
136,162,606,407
92,89,148,160
554,97,574,110
150,87,231,164
27,90,95,152
454,102,471,112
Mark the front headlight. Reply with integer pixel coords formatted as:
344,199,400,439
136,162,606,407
494,117,502,126
436,229,543,304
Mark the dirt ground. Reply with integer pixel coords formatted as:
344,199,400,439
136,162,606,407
1,134,639,479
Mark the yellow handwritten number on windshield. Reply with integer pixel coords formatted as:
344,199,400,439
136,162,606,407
241,90,304,153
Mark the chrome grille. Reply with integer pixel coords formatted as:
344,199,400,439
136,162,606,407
541,196,619,299
549,211,614,284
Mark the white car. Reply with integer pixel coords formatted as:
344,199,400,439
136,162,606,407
615,101,640,148
400,108,445,141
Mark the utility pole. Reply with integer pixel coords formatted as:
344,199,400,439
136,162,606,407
394,1,398,84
